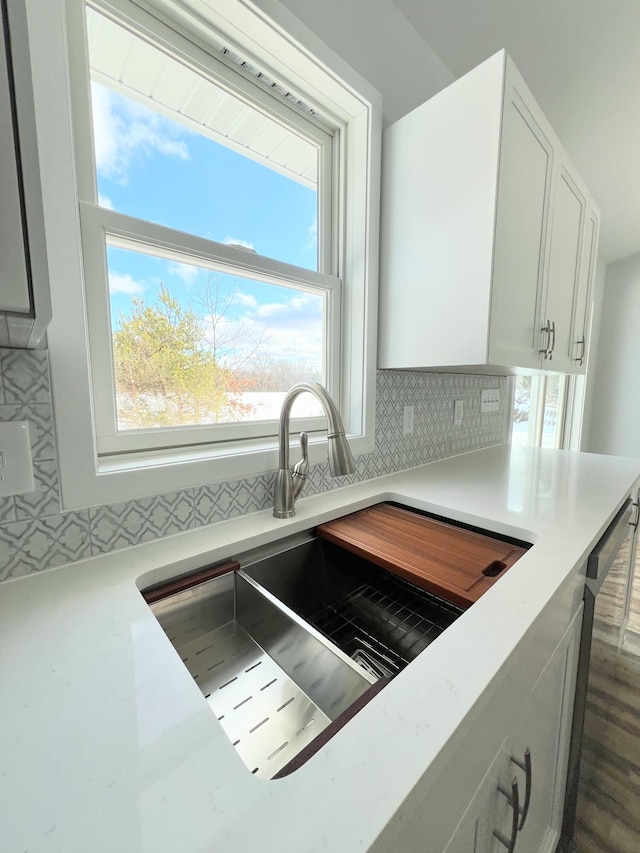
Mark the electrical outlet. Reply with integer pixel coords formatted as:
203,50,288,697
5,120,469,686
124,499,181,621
403,405,415,435
454,400,464,427
481,389,501,413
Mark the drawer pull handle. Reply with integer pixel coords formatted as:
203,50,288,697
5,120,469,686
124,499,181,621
512,748,532,830
493,777,520,853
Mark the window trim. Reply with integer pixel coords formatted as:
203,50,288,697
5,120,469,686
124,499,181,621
29,0,380,509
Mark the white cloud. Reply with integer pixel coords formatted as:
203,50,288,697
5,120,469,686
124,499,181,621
98,193,114,210
263,323,322,363
224,237,256,252
255,293,322,325
260,293,323,363
302,216,317,254
109,272,145,295
233,291,258,309
199,287,323,369
167,262,199,285
91,83,188,183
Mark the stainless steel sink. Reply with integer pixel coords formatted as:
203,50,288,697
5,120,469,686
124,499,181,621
145,529,464,779
241,534,464,679
147,567,375,780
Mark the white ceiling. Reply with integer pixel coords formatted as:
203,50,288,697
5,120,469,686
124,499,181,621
393,0,640,264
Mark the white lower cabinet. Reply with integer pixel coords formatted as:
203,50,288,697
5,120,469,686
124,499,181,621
474,607,581,853
507,615,580,853
443,743,512,853
479,607,581,853
373,604,582,853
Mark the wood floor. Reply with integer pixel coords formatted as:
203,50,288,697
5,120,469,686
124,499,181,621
572,540,640,853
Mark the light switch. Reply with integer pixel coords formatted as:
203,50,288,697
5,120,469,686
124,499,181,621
0,421,35,497
481,389,501,413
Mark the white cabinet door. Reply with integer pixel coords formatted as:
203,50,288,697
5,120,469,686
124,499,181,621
489,83,554,371
0,0,31,314
441,802,481,853
444,744,512,853
0,0,51,347
542,165,588,372
471,607,582,853
508,606,582,853
378,49,505,371
569,203,600,373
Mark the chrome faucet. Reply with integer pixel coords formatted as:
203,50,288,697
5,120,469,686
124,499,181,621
273,381,355,518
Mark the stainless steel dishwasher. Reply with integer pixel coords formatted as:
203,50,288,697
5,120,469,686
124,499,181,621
560,494,640,851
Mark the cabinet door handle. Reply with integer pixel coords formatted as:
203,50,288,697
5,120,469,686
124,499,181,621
511,748,532,830
493,777,520,853
539,322,552,357
547,321,556,360
574,337,586,366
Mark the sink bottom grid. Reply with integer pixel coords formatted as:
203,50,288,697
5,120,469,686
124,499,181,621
310,571,463,677
178,620,331,779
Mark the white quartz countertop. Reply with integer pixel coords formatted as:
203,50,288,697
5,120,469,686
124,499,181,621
2,445,640,853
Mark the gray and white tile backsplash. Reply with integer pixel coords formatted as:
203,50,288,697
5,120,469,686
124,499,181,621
0,348,507,581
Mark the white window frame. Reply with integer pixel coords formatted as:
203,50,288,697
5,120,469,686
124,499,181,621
26,0,381,509
79,0,342,457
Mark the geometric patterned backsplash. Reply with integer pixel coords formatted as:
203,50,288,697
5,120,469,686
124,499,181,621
0,348,507,582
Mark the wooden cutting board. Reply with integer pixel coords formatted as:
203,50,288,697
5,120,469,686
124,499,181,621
316,503,528,609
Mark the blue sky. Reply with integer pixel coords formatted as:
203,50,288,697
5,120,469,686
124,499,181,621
91,82,323,369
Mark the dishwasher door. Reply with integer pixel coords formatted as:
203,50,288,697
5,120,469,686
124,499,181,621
588,497,636,643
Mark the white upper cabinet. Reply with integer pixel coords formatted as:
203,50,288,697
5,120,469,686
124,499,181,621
378,50,598,374
0,0,51,348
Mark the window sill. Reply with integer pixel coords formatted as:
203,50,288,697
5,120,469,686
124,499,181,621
67,432,374,509
98,432,374,473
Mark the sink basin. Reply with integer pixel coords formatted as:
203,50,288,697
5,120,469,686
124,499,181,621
144,523,466,779
241,535,464,678
146,566,375,779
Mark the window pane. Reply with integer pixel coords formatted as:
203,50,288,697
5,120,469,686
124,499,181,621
511,375,566,448
86,7,319,271
541,375,563,449
511,376,532,447
107,245,325,430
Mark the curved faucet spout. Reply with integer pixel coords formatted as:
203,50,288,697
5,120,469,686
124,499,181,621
273,381,355,518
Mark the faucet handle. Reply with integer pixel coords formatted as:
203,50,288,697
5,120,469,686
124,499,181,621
291,432,309,499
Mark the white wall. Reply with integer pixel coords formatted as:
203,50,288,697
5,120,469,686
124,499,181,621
252,0,455,125
585,252,640,456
